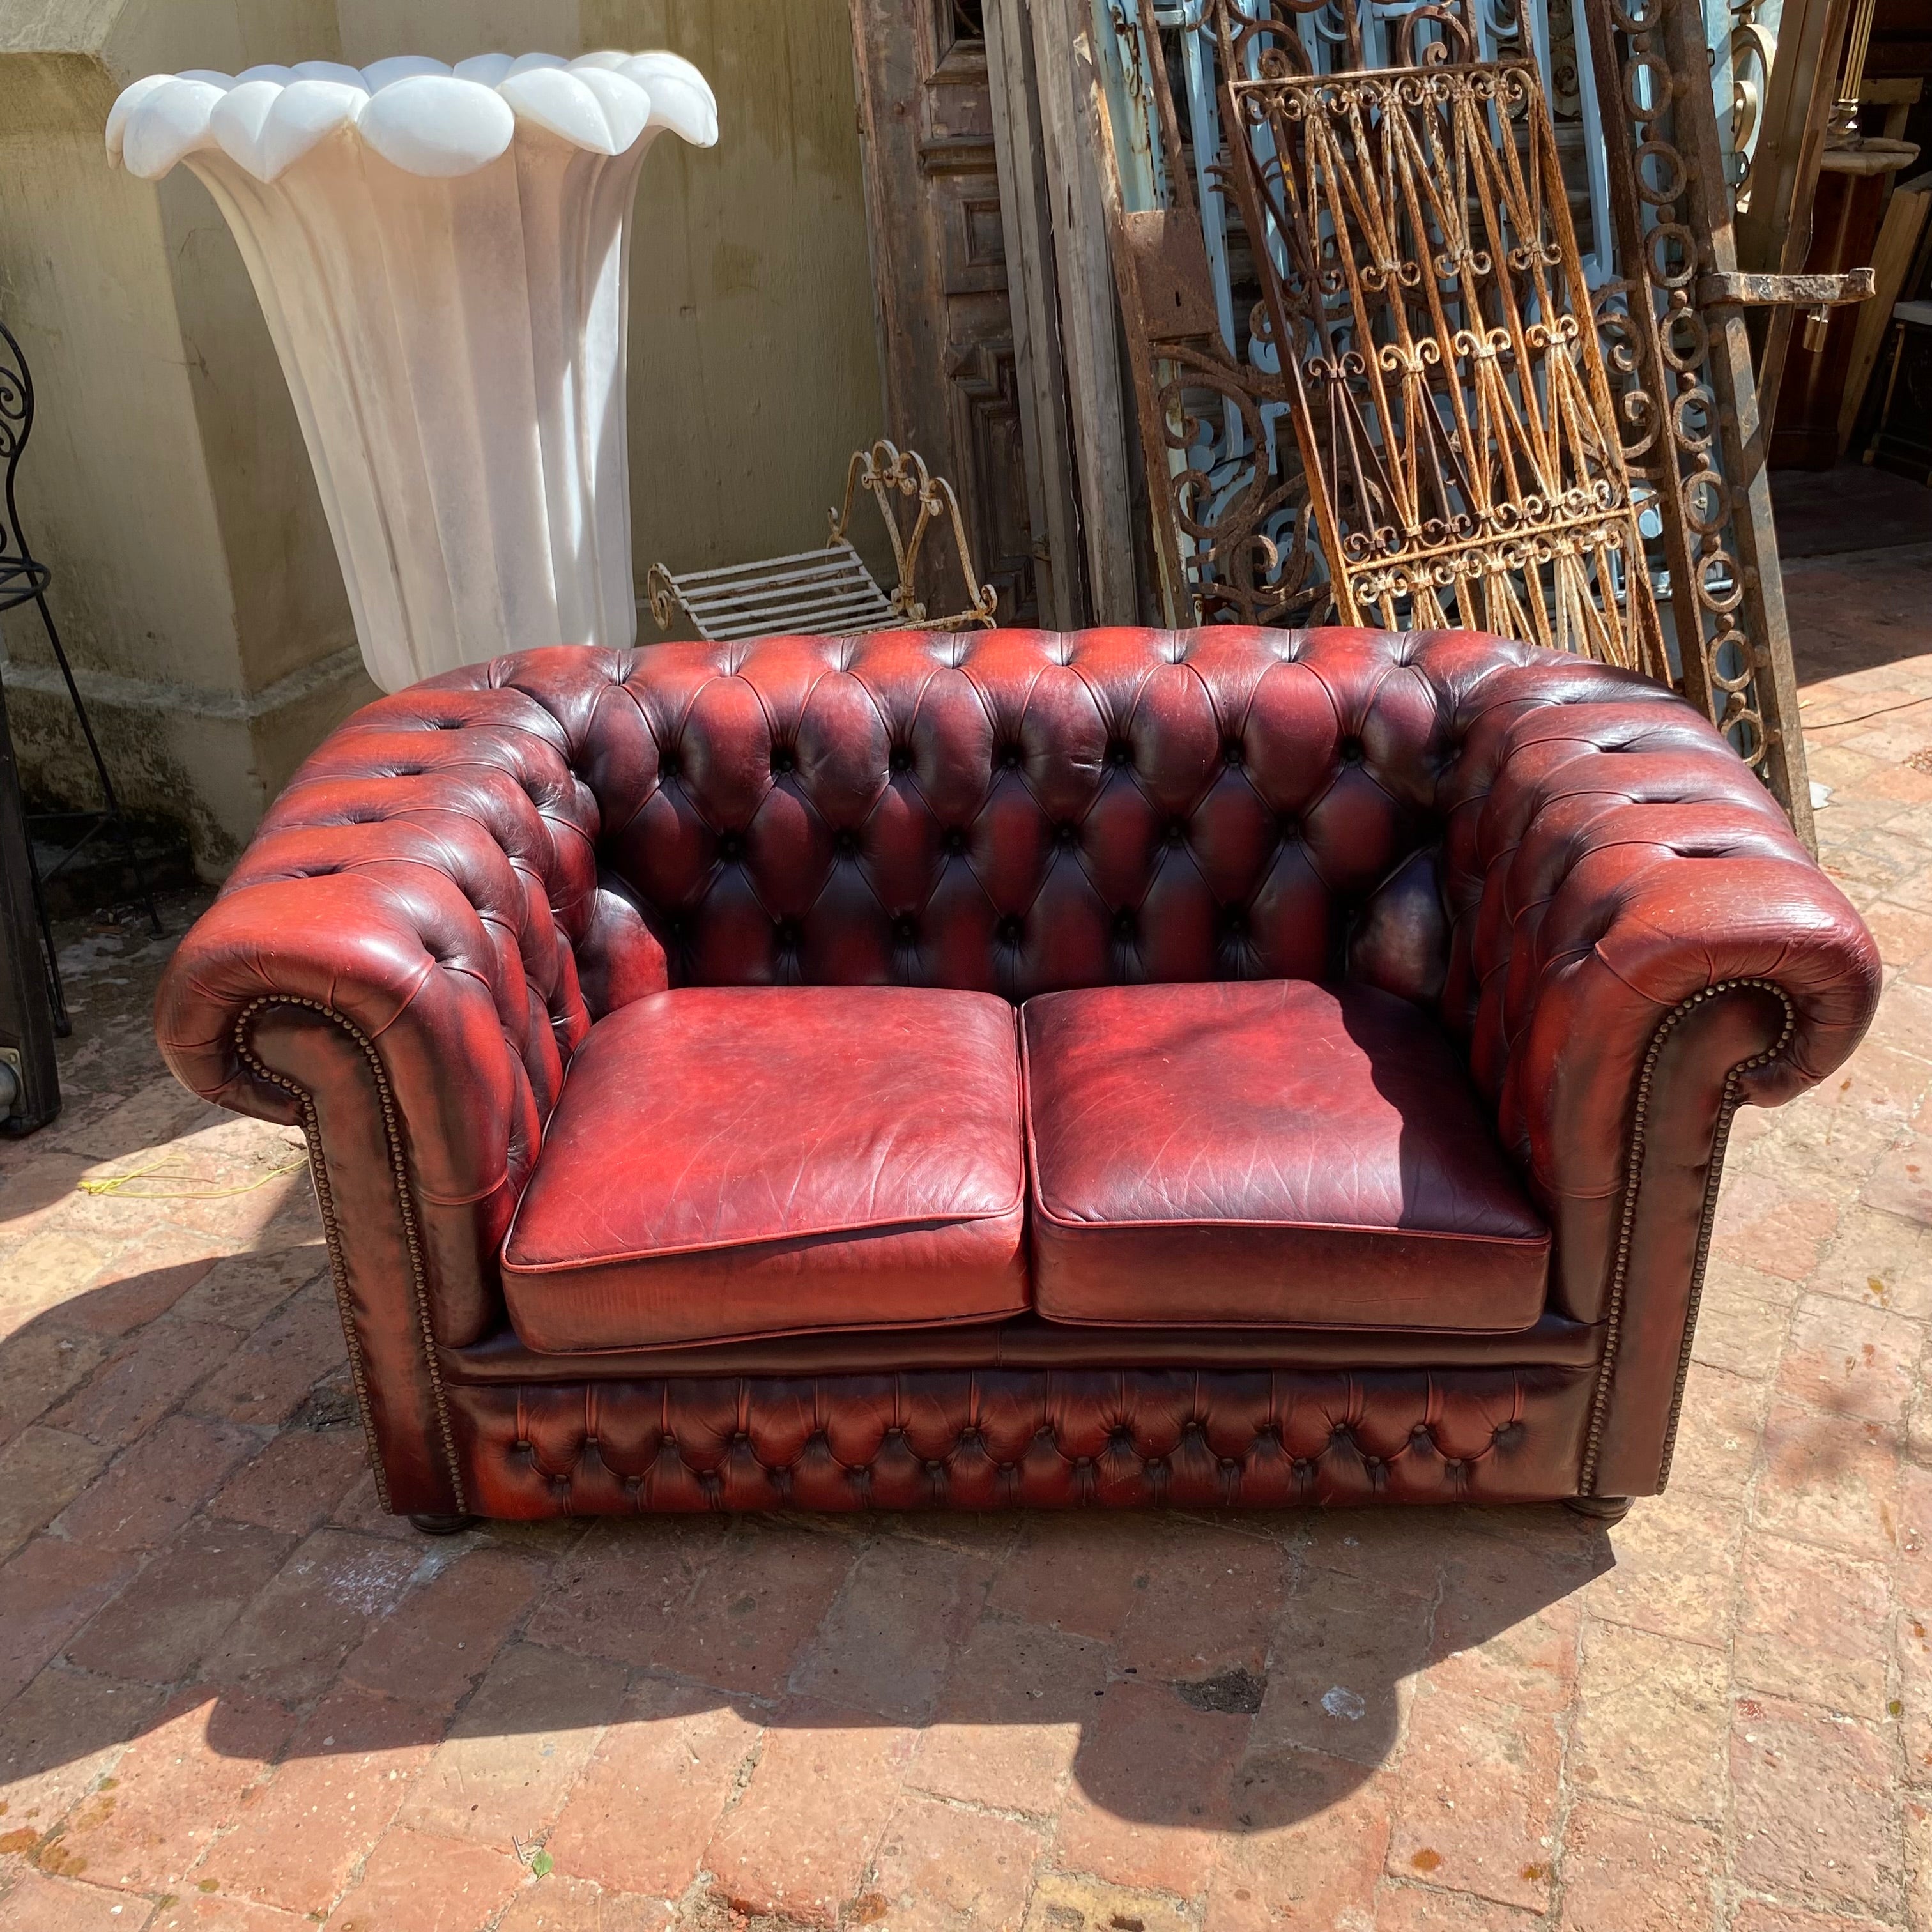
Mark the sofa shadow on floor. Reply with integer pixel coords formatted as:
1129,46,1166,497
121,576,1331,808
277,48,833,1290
0,1252,1618,1840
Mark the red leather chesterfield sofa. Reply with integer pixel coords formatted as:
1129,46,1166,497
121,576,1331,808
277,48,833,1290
154,626,1879,1531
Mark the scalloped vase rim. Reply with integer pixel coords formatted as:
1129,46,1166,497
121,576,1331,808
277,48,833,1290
107,50,719,182
100,47,720,687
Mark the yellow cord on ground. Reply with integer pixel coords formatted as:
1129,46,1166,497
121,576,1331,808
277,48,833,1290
77,1153,309,1200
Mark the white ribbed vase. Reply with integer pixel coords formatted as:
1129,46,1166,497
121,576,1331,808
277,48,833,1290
109,52,718,691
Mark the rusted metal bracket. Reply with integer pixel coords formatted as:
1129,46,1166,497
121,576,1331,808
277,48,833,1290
829,440,999,632
1696,267,1876,307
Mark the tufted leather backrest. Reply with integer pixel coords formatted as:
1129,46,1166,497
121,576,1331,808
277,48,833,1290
243,625,1712,1112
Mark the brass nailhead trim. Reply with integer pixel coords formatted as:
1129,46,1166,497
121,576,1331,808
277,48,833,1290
1579,977,1796,1495
233,995,466,1514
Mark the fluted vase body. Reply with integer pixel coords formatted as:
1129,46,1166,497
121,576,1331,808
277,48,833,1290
109,53,718,691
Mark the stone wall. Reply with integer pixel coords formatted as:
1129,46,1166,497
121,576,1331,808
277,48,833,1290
0,0,883,875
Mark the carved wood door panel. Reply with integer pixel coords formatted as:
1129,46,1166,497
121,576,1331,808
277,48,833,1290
849,0,1039,623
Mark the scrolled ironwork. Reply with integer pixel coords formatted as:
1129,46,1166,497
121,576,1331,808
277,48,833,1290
1091,1,1328,630
1216,6,1670,674
0,324,53,617
0,316,162,1036
830,440,999,632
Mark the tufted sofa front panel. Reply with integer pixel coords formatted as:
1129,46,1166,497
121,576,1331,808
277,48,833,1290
445,1365,1596,1513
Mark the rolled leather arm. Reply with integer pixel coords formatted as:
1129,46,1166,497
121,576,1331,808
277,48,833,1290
155,673,617,1512
1441,692,1880,1494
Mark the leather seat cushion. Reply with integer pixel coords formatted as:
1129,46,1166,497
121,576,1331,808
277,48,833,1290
1022,979,1550,1330
503,986,1029,1351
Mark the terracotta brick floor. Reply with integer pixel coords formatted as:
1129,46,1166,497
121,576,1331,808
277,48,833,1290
3,530,1931,1931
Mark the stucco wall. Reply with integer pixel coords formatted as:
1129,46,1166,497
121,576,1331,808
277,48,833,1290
0,0,882,875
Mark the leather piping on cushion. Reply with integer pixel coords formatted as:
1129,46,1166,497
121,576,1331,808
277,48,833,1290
1581,976,1795,1496
502,1218,1032,1353
444,1365,1597,1512
440,1309,1601,1381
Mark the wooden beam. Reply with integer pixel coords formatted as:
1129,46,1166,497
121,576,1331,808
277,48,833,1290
984,0,1089,629
1025,0,1139,624
1839,181,1932,450
1735,0,1859,435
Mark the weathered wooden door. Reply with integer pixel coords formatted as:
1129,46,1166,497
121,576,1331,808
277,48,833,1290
848,0,1039,624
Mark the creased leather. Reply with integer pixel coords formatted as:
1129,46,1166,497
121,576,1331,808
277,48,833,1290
1023,979,1549,1330
503,985,1029,1349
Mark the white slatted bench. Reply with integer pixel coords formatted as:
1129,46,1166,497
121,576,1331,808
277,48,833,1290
645,441,997,643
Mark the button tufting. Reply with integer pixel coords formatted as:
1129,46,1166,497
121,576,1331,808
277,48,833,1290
891,914,917,944
1339,736,1365,764
718,832,745,861
774,919,802,948
1222,737,1244,766
998,744,1023,771
1112,910,1136,940
659,751,680,779
1055,822,1078,848
997,915,1023,946
770,746,796,774
1165,822,1186,847
834,829,859,855
1106,739,1132,768
943,827,969,855
888,744,913,774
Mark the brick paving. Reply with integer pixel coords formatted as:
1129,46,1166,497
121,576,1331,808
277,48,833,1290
0,533,1929,1931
